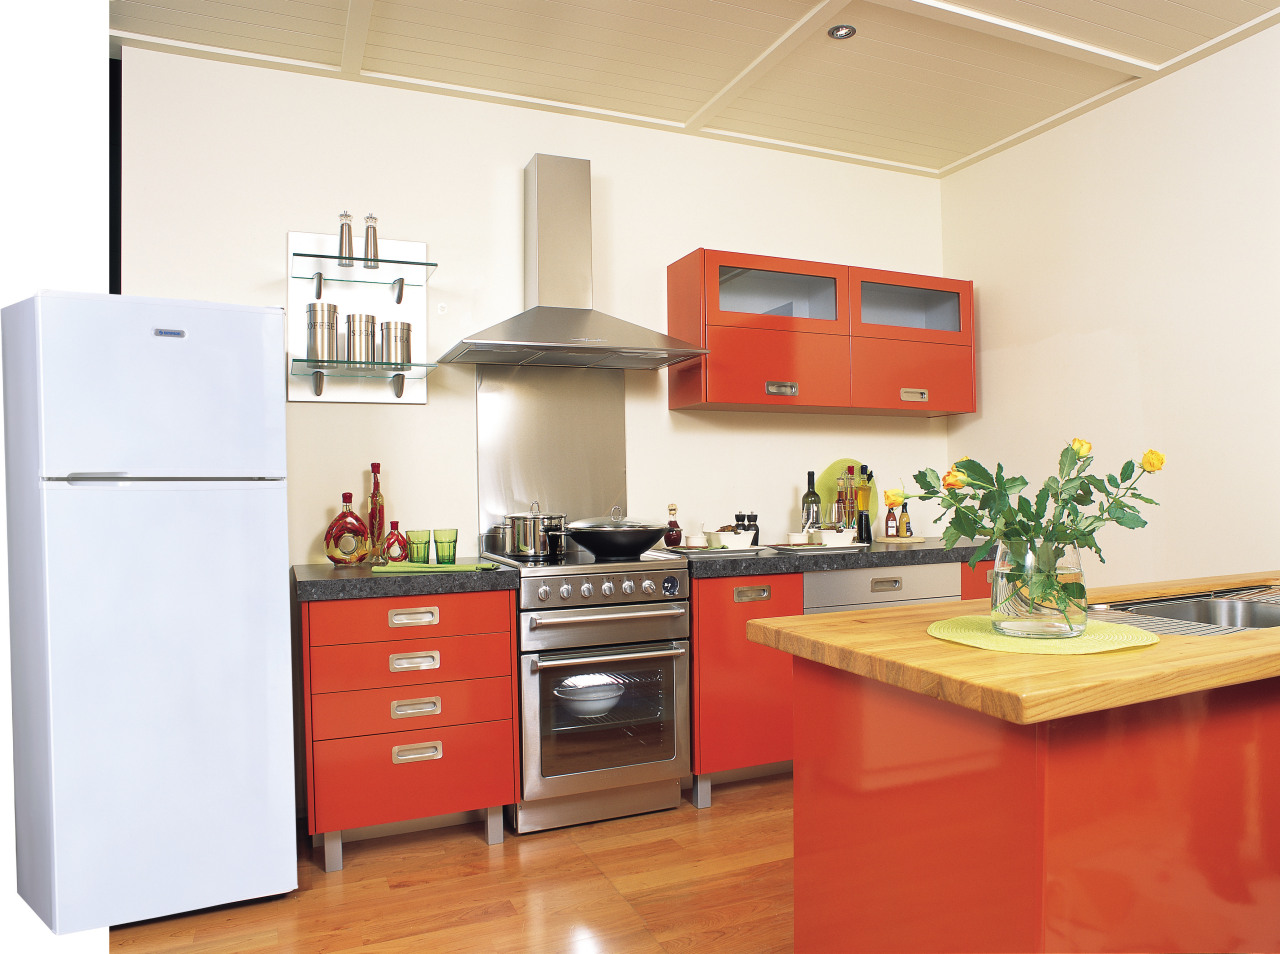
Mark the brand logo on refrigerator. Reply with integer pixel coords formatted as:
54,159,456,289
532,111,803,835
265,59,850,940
154,328,186,338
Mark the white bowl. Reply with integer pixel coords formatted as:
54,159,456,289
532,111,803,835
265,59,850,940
554,683,624,717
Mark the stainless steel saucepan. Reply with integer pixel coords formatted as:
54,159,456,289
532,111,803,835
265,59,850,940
502,501,566,560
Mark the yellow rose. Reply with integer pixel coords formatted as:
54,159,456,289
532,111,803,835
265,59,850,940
883,489,904,508
1071,438,1092,457
1141,449,1165,473
942,467,967,490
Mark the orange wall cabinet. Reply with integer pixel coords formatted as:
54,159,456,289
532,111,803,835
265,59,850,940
691,574,803,806
791,659,1280,953
300,590,518,871
669,249,975,416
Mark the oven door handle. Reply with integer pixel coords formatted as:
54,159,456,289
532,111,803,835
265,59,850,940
532,646,687,671
527,606,687,628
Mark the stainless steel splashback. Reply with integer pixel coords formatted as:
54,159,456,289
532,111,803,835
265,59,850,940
477,365,626,546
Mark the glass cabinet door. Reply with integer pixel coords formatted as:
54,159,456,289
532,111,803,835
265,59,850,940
704,251,850,335
850,266,973,345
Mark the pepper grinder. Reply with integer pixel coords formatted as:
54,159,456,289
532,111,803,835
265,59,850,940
363,213,379,268
746,512,760,546
338,211,354,267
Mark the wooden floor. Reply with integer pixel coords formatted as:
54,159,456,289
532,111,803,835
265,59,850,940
110,775,794,953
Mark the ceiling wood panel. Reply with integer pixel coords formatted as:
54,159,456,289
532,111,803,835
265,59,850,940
109,0,1280,175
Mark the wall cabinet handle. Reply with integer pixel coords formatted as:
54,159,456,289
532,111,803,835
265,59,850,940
388,606,440,627
766,380,799,396
733,585,771,603
388,650,440,672
391,741,442,764
391,696,441,719
900,388,929,402
870,577,903,593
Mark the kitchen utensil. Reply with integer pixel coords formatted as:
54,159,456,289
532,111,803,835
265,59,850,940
503,501,567,560
338,211,354,267
433,528,458,565
363,213,379,268
566,506,668,560
346,314,375,367
406,529,431,563
306,302,338,395
554,682,624,717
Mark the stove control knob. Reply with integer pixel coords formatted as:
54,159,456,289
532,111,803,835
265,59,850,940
537,584,551,602
621,580,636,595
559,583,573,600
580,583,594,599
642,579,657,595
601,581,615,597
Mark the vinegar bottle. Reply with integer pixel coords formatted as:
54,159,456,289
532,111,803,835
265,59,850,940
384,520,409,562
665,503,683,547
898,501,913,537
368,463,386,565
324,493,370,565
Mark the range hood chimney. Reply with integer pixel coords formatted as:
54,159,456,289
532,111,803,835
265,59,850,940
439,154,706,370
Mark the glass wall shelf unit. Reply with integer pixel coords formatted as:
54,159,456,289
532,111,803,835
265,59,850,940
286,231,434,405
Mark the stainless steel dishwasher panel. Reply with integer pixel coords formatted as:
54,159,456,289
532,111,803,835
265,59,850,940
803,563,961,614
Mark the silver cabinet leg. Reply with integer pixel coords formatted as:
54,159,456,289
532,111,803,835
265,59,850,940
692,775,711,809
323,830,343,872
485,805,504,845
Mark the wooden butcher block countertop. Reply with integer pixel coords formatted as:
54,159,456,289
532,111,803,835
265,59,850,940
746,571,1280,725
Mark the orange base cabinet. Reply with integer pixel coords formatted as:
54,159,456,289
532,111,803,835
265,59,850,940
959,559,995,600
300,590,518,869
792,658,1280,953
692,575,803,787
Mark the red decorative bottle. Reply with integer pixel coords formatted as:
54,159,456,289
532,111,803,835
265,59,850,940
664,503,682,547
368,458,386,558
384,520,409,562
324,492,370,565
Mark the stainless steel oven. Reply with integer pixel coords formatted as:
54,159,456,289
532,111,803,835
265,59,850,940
486,549,691,834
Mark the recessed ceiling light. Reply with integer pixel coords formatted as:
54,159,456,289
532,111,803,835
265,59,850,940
827,24,856,40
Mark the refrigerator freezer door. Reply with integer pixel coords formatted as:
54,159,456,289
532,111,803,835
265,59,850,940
33,291,286,478
36,480,295,932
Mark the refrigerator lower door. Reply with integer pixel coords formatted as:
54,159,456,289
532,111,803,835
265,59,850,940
33,479,295,932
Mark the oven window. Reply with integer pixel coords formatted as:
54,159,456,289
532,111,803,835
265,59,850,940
538,645,679,778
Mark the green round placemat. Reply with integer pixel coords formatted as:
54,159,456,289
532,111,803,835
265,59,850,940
927,615,1159,655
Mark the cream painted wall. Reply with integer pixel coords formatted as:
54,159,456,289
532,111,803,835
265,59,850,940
122,49,956,562
941,24,1280,587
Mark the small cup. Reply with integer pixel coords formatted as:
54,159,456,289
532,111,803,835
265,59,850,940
406,530,432,564
433,529,458,565
705,531,724,549
787,531,809,545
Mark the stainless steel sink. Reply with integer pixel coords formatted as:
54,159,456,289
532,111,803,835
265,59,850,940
1114,598,1280,630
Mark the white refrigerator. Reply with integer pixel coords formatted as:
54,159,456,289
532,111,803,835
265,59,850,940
2,290,297,934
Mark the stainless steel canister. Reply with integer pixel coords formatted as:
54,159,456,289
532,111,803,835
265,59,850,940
306,302,338,363
346,314,376,367
380,321,411,367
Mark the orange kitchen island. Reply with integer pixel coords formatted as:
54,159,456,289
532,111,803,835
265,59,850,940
748,572,1280,954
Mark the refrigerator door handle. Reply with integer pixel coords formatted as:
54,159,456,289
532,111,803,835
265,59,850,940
65,472,130,485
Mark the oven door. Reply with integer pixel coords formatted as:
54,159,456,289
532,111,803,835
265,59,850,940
520,639,690,801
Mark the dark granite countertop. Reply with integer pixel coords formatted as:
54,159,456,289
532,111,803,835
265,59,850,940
683,537,981,578
293,561,520,602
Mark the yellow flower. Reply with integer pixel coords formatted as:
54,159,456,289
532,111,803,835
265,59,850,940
942,467,967,490
1071,438,1092,457
1141,449,1165,473
883,489,904,508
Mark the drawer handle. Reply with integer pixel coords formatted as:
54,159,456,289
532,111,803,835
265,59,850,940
388,606,440,628
766,380,798,397
391,696,441,720
391,741,442,764
900,388,928,403
870,577,903,593
733,585,771,603
388,650,440,672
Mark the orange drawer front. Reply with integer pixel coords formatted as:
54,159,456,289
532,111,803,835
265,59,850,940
307,590,511,647
313,720,516,833
310,631,511,694
851,338,974,414
705,326,851,407
311,676,512,740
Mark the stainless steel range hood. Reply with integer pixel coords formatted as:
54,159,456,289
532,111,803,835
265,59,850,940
440,154,706,370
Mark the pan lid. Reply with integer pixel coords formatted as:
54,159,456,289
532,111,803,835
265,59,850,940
569,505,664,531
507,500,566,520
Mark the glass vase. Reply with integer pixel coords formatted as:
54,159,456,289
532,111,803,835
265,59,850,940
989,540,1087,637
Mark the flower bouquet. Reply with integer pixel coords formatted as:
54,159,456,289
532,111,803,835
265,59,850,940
908,440,1164,637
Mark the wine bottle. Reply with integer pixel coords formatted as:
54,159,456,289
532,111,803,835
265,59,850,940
324,492,370,565
801,472,821,530
368,463,386,565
